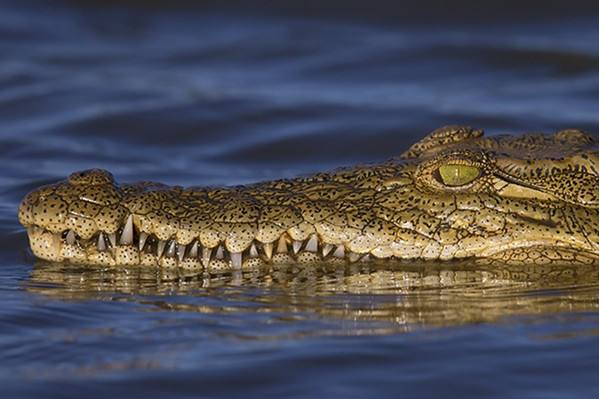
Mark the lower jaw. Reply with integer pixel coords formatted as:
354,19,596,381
28,227,598,270
26,227,373,271
54,246,340,271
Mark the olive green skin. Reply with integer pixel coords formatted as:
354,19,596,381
18,126,599,270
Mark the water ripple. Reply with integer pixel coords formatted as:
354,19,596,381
3,1,599,398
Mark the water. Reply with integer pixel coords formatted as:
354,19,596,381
2,1,599,398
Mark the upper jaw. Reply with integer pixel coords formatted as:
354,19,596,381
23,197,599,269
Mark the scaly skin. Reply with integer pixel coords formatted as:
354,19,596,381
18,126,599,270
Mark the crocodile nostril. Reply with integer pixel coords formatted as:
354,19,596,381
68,169,115,186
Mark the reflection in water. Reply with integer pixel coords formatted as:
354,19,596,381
25,260,599,335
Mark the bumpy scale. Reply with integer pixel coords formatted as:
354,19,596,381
18,126,599,270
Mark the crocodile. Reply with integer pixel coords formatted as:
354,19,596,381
18,126,599,270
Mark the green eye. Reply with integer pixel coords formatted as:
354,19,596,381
438,164,480,186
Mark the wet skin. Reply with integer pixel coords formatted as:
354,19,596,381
18,126,599,270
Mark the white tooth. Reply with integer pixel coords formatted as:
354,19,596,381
97,233,106,251
305,234,318,252
177,243,186,262
66,230,76,245
157,240,167,258
361,254,371,262
202,247,212,267
322,243,334,257
119,215,134,245
263,242,273,260
216,245,224,259
188,241,199,258
230,252,242,269
138,232,148,251
333,245,345,258
108,233,117,247
249,243,259,258
276,236,288,253
166,240,176,257
292,240,302,254
348,252,361,263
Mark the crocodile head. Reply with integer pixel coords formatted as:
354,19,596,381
18,126,599,270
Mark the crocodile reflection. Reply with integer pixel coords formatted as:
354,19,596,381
25,261,599,334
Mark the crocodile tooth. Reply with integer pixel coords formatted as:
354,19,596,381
333,245,345,258
249,242,259,258
305,234,318,252
276,236,288,253
348,252,361,263
202,247,212,267
138,232,148,251
66,230,76,245
166,240,176,258
292,240,302,254
188,241,199,258
361,254,371,262
321,243,334,257
97,233,107,251
119,214,134,245
108,233,117,248
263,242,273,260
177,243,186,262
230,252,242,269
157,240,167,258
215,245,224,259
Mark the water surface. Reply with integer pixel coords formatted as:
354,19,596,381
2,1,599,398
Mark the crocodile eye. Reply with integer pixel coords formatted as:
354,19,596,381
437,164,480,187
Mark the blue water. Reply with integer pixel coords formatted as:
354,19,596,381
2,1,599,398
